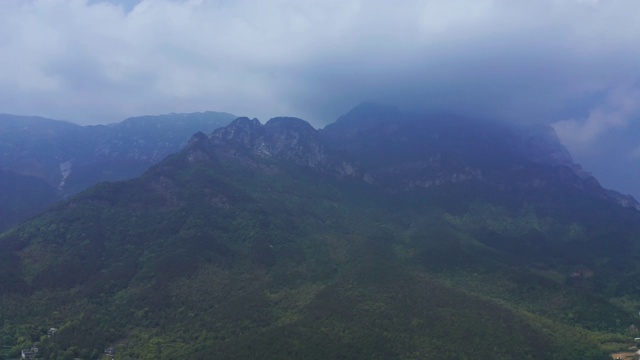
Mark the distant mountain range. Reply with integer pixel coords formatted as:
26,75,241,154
0,111,236,231
1,103,639,359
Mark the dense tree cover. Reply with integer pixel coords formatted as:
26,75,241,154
0,169,60,233
2,113,640,359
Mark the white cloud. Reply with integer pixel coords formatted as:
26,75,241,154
1,0,640,125
552,85,640,152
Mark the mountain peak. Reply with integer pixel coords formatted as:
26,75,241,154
320,102,404,149
206,116,333,170
265,116,316,131
210,117,262,146
516,124,575,168
337,101,402,123
222,116,262,133
188,131,208,145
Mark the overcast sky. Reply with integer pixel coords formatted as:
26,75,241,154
2,0,640,197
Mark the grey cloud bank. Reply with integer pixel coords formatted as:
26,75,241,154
2,0,640,197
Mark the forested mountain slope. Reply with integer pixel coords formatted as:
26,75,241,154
1,105,639,359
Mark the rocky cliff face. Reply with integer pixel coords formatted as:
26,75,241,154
189,104,639,210
210,117,328,167
187,116,359,178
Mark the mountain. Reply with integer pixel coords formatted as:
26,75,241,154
0,169,59,234
63,111,238,195
321,102,638,209
555,112,640,202
1,103,639,359
0,111,236,232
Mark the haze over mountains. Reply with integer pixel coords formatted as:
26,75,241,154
4,0,640,204
1,103,640,359
2,104,637,234
0,111,236,231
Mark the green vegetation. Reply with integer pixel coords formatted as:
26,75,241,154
2,113,640,359
0,169,59,233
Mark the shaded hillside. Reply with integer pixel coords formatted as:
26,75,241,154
65,111,239,193
0,169,59,234
0,111,236,232
1,106,639,359
321,102,638,209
